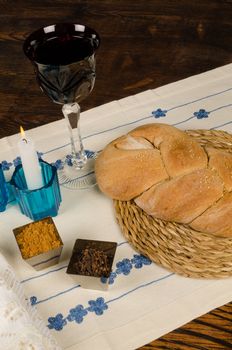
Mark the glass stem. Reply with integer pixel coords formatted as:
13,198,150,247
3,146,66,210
62,102,87,169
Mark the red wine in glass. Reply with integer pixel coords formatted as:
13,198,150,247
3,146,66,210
23,23,100,189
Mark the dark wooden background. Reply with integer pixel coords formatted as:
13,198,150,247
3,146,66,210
0,0,231,348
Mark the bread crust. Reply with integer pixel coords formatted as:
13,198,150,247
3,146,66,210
135,169,224,224
95,123,232,237
190,192,232,237
95,135,168,200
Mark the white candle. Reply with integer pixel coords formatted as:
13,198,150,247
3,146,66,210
18,126,44,190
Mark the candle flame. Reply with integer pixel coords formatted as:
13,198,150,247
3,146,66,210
20,126,25,139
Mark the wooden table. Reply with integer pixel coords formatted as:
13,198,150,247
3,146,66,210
0,1,231,348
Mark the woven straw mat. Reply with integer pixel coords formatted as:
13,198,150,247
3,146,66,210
114,129,232,279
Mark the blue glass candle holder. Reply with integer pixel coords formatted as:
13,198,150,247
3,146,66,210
6,181,16,203
10,160,62,220
0,164,8,212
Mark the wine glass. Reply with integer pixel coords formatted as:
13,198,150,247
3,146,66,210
23,23,100,189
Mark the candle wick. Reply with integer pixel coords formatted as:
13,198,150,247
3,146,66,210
22,138,28,144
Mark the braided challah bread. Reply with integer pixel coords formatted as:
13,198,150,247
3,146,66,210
95,123,232,238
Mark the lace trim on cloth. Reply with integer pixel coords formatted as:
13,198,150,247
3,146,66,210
0,252,62,350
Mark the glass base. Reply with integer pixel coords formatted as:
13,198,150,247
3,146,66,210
58,152,98,189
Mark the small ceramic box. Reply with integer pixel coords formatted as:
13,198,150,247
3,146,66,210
13,217,63,271
66,239,117,291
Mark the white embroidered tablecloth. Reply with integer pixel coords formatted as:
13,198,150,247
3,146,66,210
0,64,232,350
0,253,61,349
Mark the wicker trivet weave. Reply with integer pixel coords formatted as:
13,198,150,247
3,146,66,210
114,129,232,279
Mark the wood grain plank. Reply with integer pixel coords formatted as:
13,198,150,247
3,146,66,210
140,302,232,349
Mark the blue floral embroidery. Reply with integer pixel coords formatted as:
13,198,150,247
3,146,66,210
30,296,38,306
87,297,108,316
46,273,173,332
13,157,21,167
116,258,133,275
65,155,73,167
3,152,43,171
52,159,64,170
29,254,152,330
109,271,117,284
63,150,95,167
131,254,152,268
101,254,152,285
47,313,67,331
85,150,95,159
67,305,88,324
1,151,96,174
1,160,12,171
47,298,107,331
193,109,209,119
101,271,117,285
152,108,167,118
